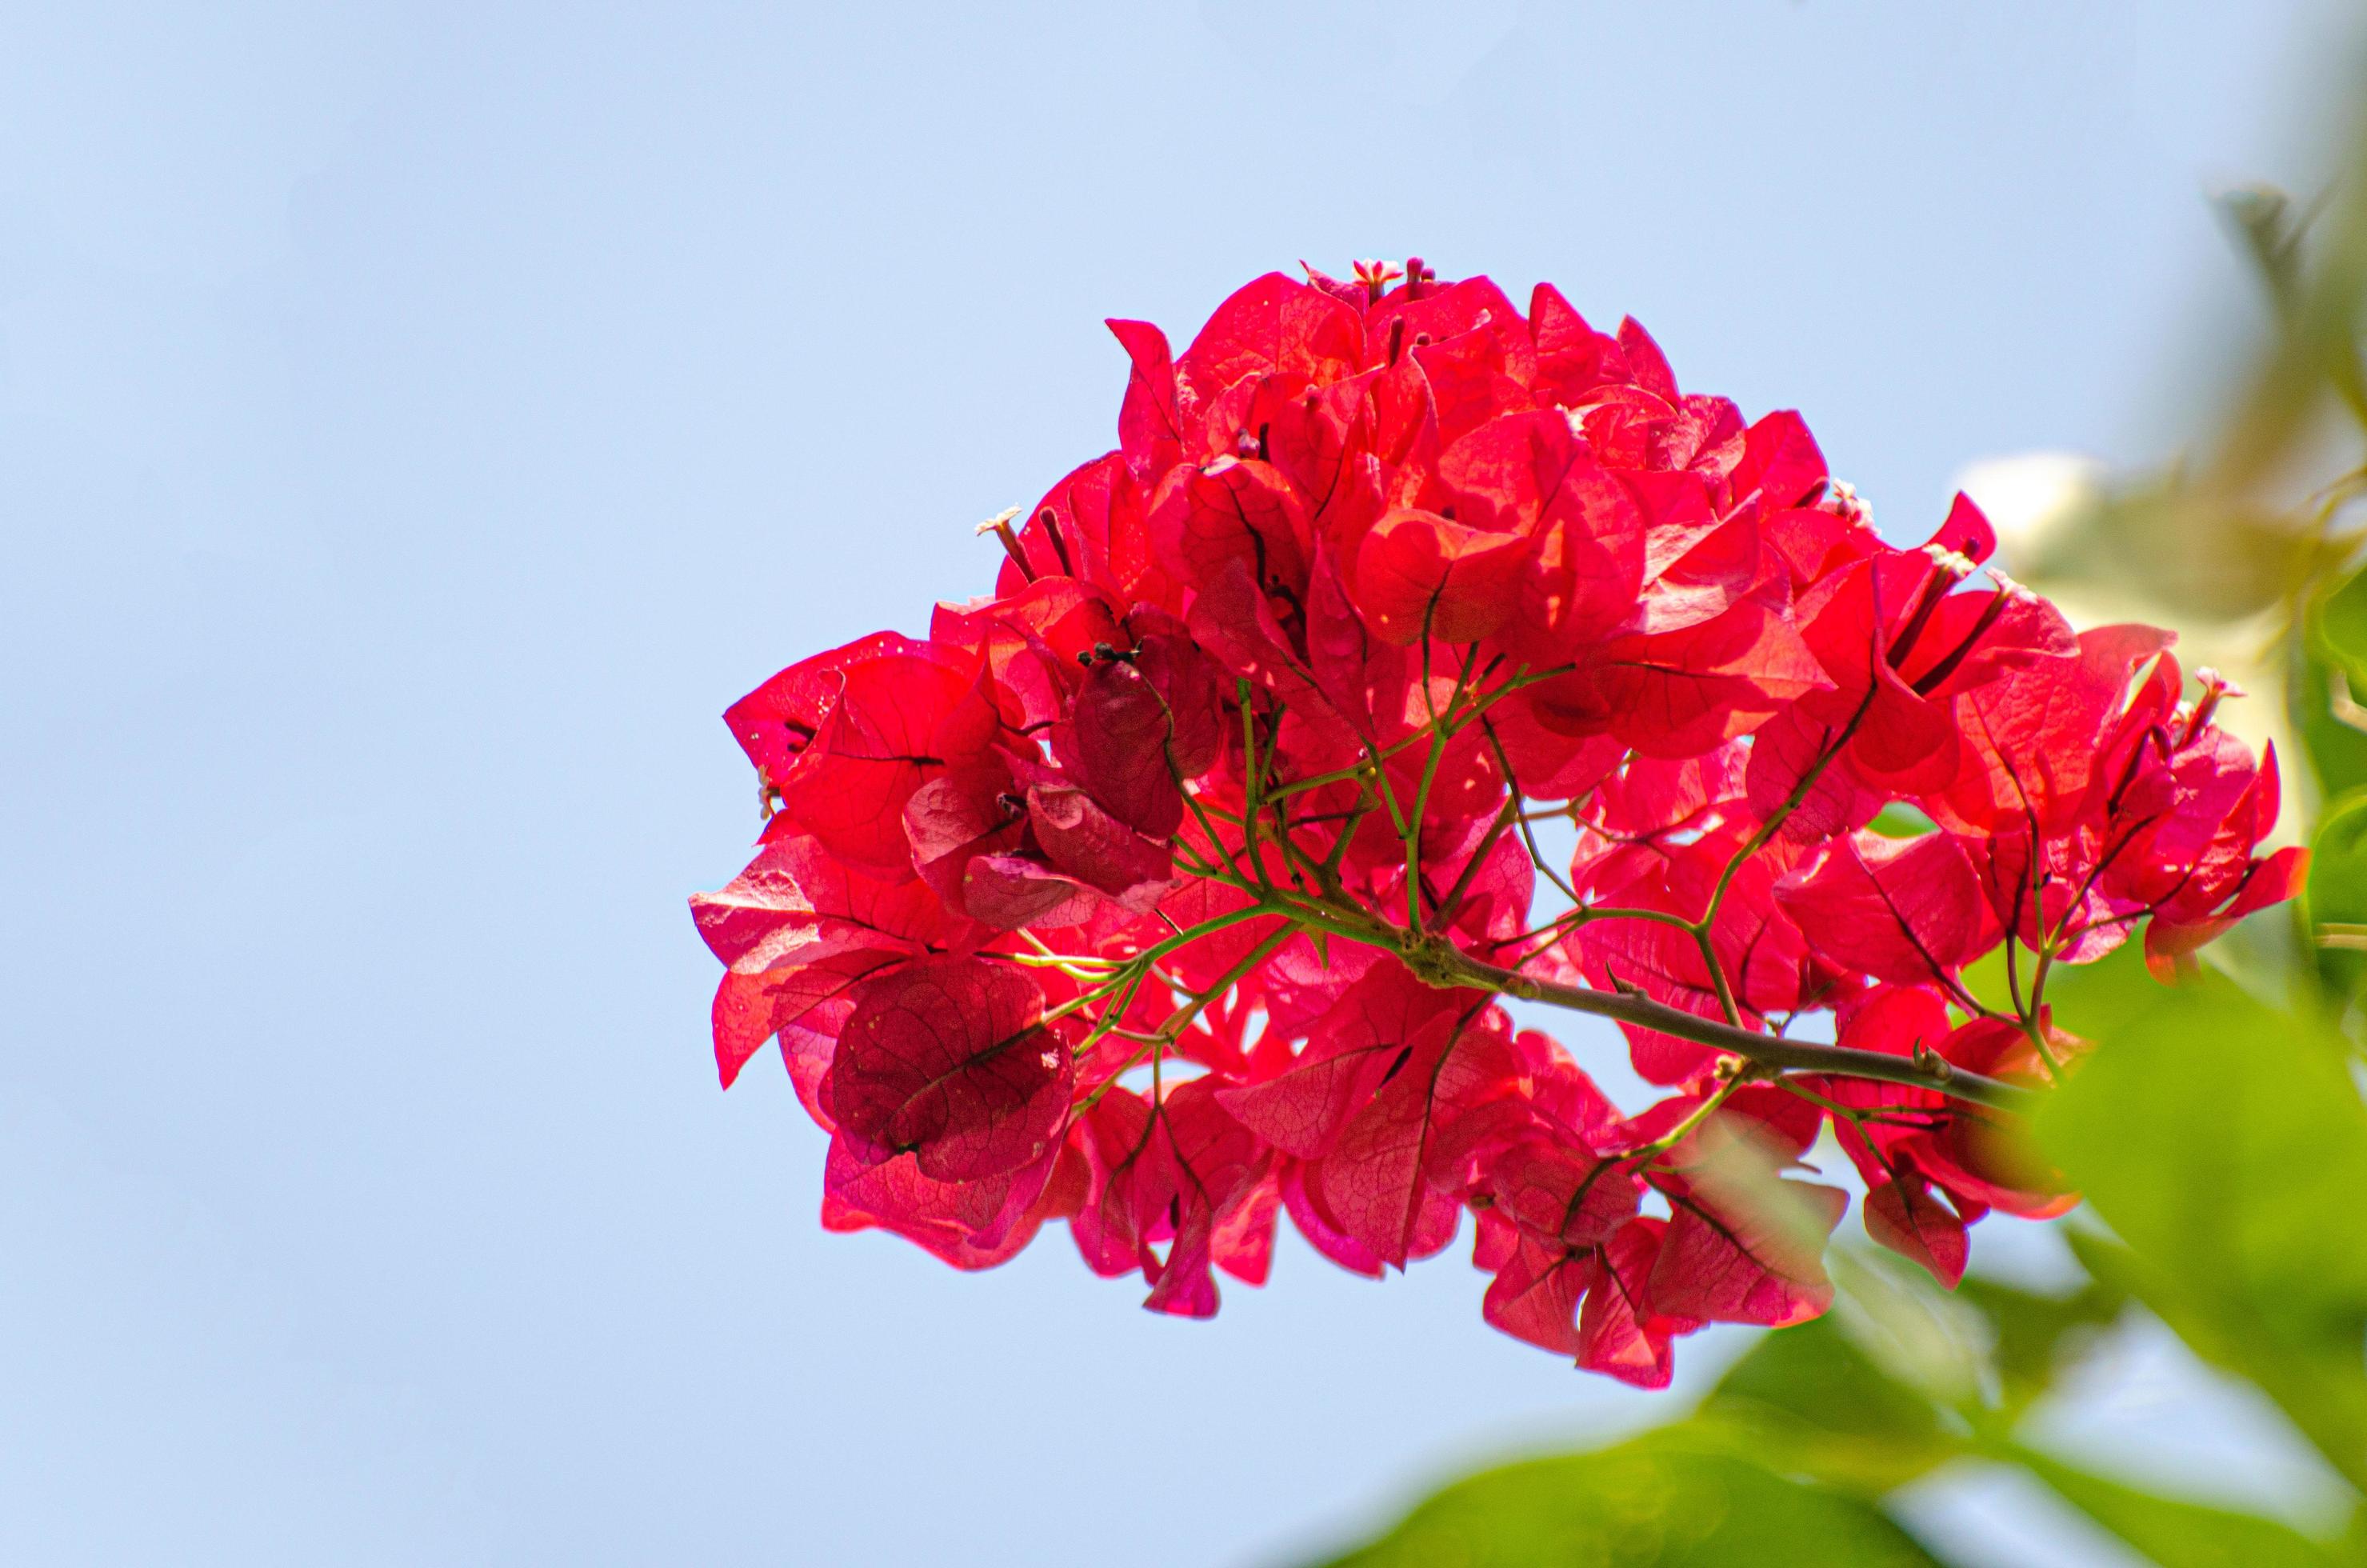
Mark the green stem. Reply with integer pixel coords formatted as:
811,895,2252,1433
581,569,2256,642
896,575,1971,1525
1437,946,2039,1114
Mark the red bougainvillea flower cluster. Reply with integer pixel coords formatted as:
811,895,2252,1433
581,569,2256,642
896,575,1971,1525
691,262,2305,1385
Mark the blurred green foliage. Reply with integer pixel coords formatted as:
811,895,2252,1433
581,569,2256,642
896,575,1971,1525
2043,989,2367,1496
2314,793,2367,1001
1321,1432,1946,1568
1304,75,2367,1568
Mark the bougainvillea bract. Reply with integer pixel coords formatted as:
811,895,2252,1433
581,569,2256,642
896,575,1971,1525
690,261,2305,1385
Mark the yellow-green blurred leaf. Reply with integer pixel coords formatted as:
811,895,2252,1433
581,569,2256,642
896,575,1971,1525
1307,1434,1944,1568
1954,1275,2128,1419
2039,990,2367,1487
1700,1315,1958,1490
2323,568,2367,685
2011,1444,2346,1567
2034,933,2165,1044
2309,790,2367,1001
1868,802,1937,839
2293,637,2367,801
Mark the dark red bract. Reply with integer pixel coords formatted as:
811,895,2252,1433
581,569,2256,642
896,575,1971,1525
691,262,2301,1384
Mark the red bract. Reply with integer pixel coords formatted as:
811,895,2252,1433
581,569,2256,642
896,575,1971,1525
692,261,2303,1384
1070,1076,1271,1318
1773,830,2001,992
825,958,1071,1182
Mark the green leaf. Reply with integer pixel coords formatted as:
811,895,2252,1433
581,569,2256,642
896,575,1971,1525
2011,1443,2345,1568
2337,1502,2367,1563
1700,1315,1957,1490
1868,802,1937,838
1957,944,2015,1014
1954,1274,2129,1419
2033,933,2165,1044
1957,919,2168,1038
2308,790,2367,1002
2292,634,2367,802
2039,988,2367,1488
2299,554,2367,803
2320,564,2367,686
1309,1434,1944,1568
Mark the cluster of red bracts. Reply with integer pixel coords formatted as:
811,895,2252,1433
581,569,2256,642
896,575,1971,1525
690,263,2304,1386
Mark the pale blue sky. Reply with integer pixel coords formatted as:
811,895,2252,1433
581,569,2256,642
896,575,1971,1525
1,4,2354,1564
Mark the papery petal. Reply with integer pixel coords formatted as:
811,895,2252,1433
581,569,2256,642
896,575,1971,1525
1773,831,2001,987
1577,1217,1696,1387
1354,507,1532,645
824,958,1071,1182
1865,1175,1969,1288
1481,1233,1596,1356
